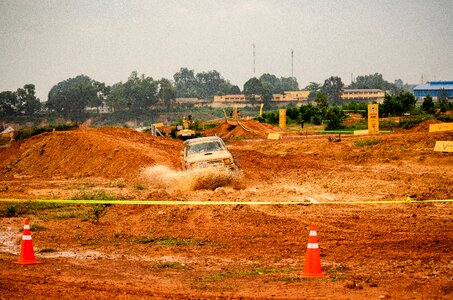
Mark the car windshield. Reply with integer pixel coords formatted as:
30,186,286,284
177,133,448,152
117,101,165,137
188,141,222,154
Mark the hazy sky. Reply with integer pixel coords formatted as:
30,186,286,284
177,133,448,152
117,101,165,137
1,0,452,100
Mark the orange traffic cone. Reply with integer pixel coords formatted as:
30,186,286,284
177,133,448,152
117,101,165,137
301,223,327,278
13,218,43,265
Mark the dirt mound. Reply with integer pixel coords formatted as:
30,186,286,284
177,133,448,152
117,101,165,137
0,127,183,180
204,119,279,139
405,119,444,133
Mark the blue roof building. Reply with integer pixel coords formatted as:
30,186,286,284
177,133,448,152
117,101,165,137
413,81,453,98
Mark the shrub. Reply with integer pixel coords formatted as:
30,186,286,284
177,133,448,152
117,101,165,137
399,117,429,129
354,138,380,147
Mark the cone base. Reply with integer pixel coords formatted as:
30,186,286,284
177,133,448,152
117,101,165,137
12,260,44,265
301,272,328,278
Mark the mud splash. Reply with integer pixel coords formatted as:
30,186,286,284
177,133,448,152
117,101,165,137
141,165,244,191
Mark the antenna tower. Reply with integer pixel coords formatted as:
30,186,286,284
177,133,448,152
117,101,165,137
291,49,294,78
253,43,256,74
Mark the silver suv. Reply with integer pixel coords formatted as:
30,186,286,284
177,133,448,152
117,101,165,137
182,136,237,170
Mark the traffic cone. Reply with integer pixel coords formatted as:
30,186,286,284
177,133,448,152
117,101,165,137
13,218,43,265
301,223,326,278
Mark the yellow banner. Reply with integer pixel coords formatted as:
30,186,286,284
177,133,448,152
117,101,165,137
429,123,453,133
259,103,264,117
354,130,368,136
368,104,379,134
152,123,164,128
434,141,453,152
279,109,286,129
267,133,281,140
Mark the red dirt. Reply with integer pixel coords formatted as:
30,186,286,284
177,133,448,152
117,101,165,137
0,121,452,299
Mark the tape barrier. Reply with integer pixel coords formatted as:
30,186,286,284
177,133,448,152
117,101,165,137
0,198,451,205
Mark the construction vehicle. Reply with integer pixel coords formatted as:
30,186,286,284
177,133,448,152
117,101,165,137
176,116,196,140
181,136,237,170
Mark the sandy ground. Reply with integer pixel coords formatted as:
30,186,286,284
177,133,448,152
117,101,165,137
0,121,452,299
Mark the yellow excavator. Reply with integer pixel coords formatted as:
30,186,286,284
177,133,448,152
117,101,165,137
176,116,196,140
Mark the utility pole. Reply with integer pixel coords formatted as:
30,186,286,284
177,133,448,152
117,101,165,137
291,49,294,78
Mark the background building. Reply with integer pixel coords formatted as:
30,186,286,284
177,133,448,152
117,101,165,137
413,81,453,99
341,89,385,103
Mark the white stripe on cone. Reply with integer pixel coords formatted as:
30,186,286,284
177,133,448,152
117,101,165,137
309,230,317,236
307,243,319,249
22,235,32,240
24,225,30,230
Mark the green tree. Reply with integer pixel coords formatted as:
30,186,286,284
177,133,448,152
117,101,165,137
47,75,100,118
196,70,226,98
158,78,176,111
305,82,321,102
322,76,344,104
437,89,449,113
107,72,158,112
314,91,329,110
259,73,281,94
422,94,434,114
229,85,241,94
0,91,18,116
280,76,299,91
325,106,345,130
243,77,263,102
381,94,403,116
16,84,41,116
349,73,393,91
173,67,200,98
399,92,416,112
261,82,274,109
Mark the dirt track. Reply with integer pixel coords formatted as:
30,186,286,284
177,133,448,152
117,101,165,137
0,121,452,299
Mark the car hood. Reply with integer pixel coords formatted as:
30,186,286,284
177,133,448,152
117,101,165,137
186,150,232,164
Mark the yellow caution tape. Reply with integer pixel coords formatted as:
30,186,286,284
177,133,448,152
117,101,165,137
0,198,451,205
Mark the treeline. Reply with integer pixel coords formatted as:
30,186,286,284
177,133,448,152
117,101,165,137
258,90,452,131
0,69,445,123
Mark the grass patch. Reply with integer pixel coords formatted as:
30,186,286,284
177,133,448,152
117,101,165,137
150,261,192,270
134,236,218,246
111,179,126,188
71,190,116,200
134,185,145,191
235,268,288,276
200,273,225,282
38,248,57,253
0,202,68,217
30,223,46,231
48,213,81,219
354,138,380,147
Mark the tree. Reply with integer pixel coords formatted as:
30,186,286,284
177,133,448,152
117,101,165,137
259,73,281,94
196,70,225,98
47,75,100,118
349,73,393,91
322,76,344,104
107,71,158,112
229,85,241,95
0,91,18,117
422,94,434,114
261,82,274,109
381,94,403,116
437,89,449,113
325,106,345,130
173,67,200,98
280,76,299,91
158,78,176,111
16,84,41,116
305,82,321,102
314,91,329,110
243,77,263,102
399,92,416,112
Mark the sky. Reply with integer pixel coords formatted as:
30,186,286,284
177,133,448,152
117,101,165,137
0,0,452,100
